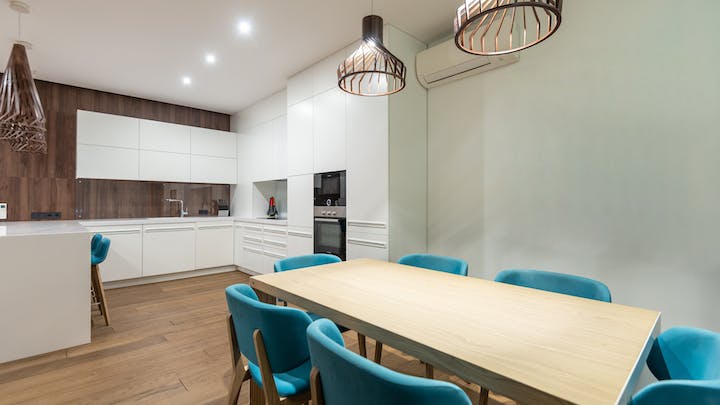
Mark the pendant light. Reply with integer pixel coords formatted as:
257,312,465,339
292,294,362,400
454,0,562,56
0,1,47,154
337,0,406,96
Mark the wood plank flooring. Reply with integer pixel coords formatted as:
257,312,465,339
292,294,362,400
0,271,517,405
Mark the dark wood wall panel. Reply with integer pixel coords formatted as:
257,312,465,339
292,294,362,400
0,75,231,221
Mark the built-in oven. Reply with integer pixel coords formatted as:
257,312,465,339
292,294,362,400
314,207,346,260
314,171,346,207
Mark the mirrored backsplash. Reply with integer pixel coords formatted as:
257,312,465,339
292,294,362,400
75,179,231,220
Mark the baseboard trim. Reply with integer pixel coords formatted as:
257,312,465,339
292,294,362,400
104,266,240,289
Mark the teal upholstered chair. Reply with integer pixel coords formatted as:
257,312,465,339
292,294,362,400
90,236,111,326
225,283,313,405
397,254,469,276
494,269,612,302
274,253,341,273
630,327,720,404
307,318,472,405
630,380,720,405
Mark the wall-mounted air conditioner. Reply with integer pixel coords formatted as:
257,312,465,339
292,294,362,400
416,39,519,89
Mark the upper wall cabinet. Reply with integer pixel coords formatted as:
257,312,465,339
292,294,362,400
191,128,237,159
77,110,139,149
313,88,347,173
139,120,191,154
77,110,237,184
287,69,314,107
287,100,314,176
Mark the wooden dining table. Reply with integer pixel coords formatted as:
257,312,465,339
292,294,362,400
249,258,661,405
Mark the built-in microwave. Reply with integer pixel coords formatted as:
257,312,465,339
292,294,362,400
314,171,346,207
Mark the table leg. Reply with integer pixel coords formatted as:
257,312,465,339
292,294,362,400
253,288,277,305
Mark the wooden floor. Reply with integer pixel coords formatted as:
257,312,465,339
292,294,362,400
0,271,516,405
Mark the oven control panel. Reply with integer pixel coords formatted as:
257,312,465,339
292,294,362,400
314,206,346,218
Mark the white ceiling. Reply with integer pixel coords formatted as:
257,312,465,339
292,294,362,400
0,0,460,114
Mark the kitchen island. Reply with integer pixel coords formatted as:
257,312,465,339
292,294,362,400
0,221,91,363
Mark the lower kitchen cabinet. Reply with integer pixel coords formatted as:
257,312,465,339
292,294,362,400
85,225,142,282
346,231,388,261
241,244,264,274
263,248,287,274
287,228,313,257
196,221,234,268
233,223,244,266
142,224,196,276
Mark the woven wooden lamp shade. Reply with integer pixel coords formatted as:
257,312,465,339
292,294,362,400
337,15,406,97
0,43,47,153
454,0,562,56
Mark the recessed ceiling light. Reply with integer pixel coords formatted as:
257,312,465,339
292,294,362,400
237,20,252,35
205,53,216,65
182,76,192,86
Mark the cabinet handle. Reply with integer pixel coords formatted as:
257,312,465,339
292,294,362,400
263,251,286,259
347,220,387,229
347,238,387,249
243,246,263,254
264,228,286,235
243,236,263,243
198,224,233,230
287,230,312,238
264,239,287,248
88,228,141,235
243,225,263,232
144,226,195,233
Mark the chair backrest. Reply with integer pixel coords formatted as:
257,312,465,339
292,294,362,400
91,233,103,253
494,269,611,302
91,237,111,265
274,254,341,273
630,380,720,405
397,254,469,277
646,326,720,381
307,318,472,405
225,283,312,373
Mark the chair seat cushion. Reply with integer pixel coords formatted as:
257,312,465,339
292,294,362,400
308,312,349,333
248,358,312,397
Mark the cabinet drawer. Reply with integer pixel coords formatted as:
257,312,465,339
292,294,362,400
346,231,388,261
86,226,142,282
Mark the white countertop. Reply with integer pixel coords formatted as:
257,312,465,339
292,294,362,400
0,220,90,237
0,216,288,237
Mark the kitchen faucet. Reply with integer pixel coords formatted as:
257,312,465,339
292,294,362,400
165,198,189,218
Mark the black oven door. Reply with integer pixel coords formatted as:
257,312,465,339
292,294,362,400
314,217,346,260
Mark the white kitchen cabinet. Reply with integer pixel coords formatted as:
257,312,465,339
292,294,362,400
346,230,388,261
191,128,237,158
142,224,196,276
287,174,314,229
287,69,314,106
86,225,143,282
191,155,237,184
272,115,288,180
233,223,244,266
287,229,313,257
139,150,191,182
312,53,341,96
287,100,314,176
196,222,234,269
76,144,139,180
248,121,275,182
313,88,347,173
139,120,191,153
77,110,139,149
262,248,286,274
241,244,264,274
346,95,389,231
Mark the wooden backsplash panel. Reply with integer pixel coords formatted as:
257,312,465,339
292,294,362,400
0,75,231,221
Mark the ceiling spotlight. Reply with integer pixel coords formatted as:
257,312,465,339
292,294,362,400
182,76,192,86
237,20,252,35
205,53,216,65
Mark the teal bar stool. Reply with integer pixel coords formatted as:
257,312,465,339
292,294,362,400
90,235,111,326
630,326,720,404
494,269,612,302
225,283,313,405
307,318,472,405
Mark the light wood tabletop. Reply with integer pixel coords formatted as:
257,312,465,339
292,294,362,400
249,259,661,405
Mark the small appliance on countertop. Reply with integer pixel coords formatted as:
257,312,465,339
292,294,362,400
217,199,230,217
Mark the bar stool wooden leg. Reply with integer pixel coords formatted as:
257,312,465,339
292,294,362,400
357,333,367,357
91,264,110,326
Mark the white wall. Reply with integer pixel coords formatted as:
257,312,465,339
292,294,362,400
428,0,720,333
230,90,287,217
